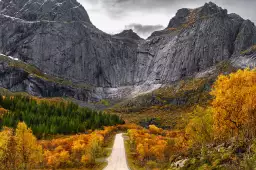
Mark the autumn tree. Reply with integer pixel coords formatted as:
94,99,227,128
211,69,256,139
128,126,183,165
149,125,163,134
84,134,104,165
72,139,86,163
185,106,213,146
15,122,43,169
0,122,42,170
0,127,17,170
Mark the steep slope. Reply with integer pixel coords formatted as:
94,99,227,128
0,54,92,101
0,0,91,22
0,0,255,101
0,0,139,88
135,2,256,84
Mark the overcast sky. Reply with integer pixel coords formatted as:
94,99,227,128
77,0,256,38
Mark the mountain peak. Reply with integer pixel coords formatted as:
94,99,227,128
200,1,227,17
203,1,218,7
114,29,143,40
167,2,228,28
0,0,91,23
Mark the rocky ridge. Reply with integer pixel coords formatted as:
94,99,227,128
0,54,92,101
141,2,256,84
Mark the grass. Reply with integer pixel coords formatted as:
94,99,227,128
108,77,213,129
95,133,116,170
240,45,256,55
0,87,30,96
35,165,107,170
102,133,116,157
0,87,69,106
107,60,238,128
216,60,237,74
0,54,92,90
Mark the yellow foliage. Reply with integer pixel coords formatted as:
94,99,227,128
0,123,42,170
168,28,178,31
149,125,163,134
128,125,187,165
136,143,146,161
41,126,119,168
185,106,213,146
211,69,256,139
15,122,43,169
81,154,91,164
0,107,7,116
0,127,16,170
59,150,70,163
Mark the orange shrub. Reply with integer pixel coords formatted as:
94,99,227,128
127,125,187,165
40,126,117,168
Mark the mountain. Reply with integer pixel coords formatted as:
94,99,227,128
0,0,255,101
141,2,256,83
114,29,143,41
0,0,138,89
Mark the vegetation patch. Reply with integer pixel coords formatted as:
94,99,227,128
124,68,256,169
0,95,124,138
109,77,214,129
0,122,137,170
240,44,256,55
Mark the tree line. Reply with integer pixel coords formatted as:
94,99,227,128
0,95,124,138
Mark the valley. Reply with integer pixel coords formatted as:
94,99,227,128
0,0,256,169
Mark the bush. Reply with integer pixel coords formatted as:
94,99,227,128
185,106,213,146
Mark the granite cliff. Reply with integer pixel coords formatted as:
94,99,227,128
0,0,255,101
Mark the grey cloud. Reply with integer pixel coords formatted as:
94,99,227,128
125,23,164,38
80,0,256,23
78,0,256,37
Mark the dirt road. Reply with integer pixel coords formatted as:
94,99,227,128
104,133,130,170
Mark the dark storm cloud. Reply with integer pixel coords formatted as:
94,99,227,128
125,23,165,37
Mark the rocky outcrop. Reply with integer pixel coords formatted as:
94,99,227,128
0,0,91,22
114,29,143,41
0,1,255,100
136,2,256,84
0,59,92,101
0,0,139,88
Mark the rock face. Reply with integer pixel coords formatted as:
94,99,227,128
138,2,256,84
114,29,143,41
0,1,255,100
0,0,138,88
0,59,92,101
0,0,91,22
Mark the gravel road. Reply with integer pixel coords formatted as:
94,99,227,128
104,133,130,170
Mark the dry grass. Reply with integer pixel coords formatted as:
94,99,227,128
240,44,256,55
108,77,213,129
